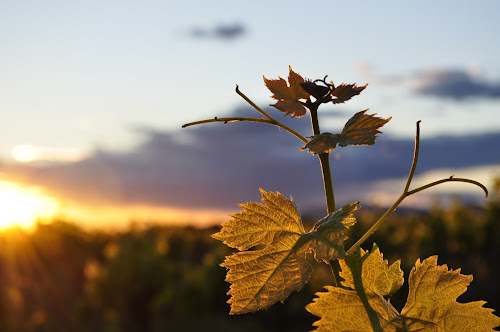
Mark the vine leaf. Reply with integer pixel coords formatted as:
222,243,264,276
263,66,310,117
331,83,368,104
339,244,403,297
212,188,306,251
399,256,500,331
308,251,500,331
212,189,356,315
307,245,400,331
213,189,310,315
306,286,398,331
220,238,312,315
309,202,359,263
302,110,391,154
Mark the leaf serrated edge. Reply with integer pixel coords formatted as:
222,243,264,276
222,235,312,314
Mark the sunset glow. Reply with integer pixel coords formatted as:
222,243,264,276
0,181,60,229
11,144,87,163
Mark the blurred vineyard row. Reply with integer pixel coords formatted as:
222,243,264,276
1,187,499,331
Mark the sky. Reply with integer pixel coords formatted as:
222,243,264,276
0,1,499,229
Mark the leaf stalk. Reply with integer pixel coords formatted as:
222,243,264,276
182,87,309,144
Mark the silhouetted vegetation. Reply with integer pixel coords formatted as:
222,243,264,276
0,189,498,331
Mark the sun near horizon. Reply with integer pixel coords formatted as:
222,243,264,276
0,178,233,231
0,180,60,230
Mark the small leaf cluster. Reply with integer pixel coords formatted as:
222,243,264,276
264,67,390,154
263,67,367,117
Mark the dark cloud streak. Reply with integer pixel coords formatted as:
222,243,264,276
2,106,498,215
188,22,247,41
356,63,500,100
412,69,500,100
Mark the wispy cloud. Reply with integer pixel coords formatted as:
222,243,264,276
187,22,247,41
355,62,500,100
411,69,500,100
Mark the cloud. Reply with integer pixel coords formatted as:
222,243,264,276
2,106,498,219
411,69,500,100
188,22,247,41
355,63,500,100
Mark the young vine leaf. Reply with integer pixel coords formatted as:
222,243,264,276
263,66,310,117
399,256,500,331
331,83,368,104
308,250,500,331
339,244,403,297
212,188,306,251
309,201,359,263
302,110,391,154
307,245,400,331
212,189,357,314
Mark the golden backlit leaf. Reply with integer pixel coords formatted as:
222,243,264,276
263,66,310,117
308,252,500,331
214,189,310,314
302,110,391,154
400,256,500,331
306,286,399,331
222,238,312,314
213,190,356,315
212,188,304,251
339,244,404,297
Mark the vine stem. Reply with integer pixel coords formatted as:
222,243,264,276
346,121,488,256
309,105,336,214
347,251,384,332
182,87,309,144
183,117,277,128
309,102,339,287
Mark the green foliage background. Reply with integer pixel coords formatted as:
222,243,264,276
0,190,498,331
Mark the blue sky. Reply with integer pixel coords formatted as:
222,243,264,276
1,1,499,227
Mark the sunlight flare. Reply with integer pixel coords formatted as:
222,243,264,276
0,181,60,229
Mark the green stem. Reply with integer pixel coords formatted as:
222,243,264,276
309,105,336,214
346,121,488,255
182,117,273,128
403,121,421,193
319,154,336,214
346,250,383,332
309,104,322,135
408,177,488,197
